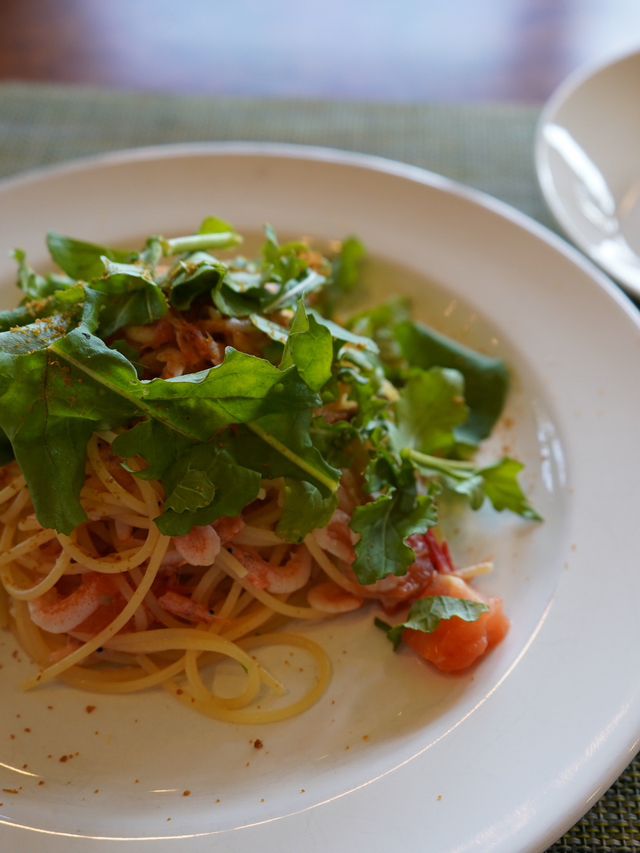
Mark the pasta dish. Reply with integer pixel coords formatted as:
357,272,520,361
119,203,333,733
0,219,539,723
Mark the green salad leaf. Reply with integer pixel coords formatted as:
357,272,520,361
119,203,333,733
157,446,261,536
377,596,490,650
83,260,168,337
277,480,338,543
407,451,541,520
168,253,227,311
281,301,334,391
0,426,14,466
392,367,468,456
46,232,139,280
220,411,341,495
394,320,508,445
351,460,439,584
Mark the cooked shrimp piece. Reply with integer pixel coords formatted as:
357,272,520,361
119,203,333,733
174,526,221,566
307,581,363,614
403,573,509,673
157,590,215,625
363,560,434,612
214,516,245,543
173,317,223,367
232,546,311,594
156,347,187,379
125,318,173,348
314,510,359,565
28,573,116,635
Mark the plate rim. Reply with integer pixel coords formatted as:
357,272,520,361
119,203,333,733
2,138,637,324
1,142,640,852
534,45,640,297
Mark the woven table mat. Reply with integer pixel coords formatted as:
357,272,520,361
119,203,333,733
0,82,638,851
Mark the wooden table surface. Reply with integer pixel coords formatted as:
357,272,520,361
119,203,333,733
2,0,639,103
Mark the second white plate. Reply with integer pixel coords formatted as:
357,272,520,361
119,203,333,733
536,47,640,297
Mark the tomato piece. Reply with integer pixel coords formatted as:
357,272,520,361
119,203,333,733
404,574,509,673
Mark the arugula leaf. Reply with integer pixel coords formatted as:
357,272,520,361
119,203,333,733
265,269,326,312
54,335,319,438
331,236,365,298
198,216,237,235
377,596,490,650
83,260,168,337
479,458,542,520
351,488,438,584
156,446,261,536
394,320,508,445
222,410,341,495
277,480,338,543
0,314,79,355
348,298,411,377
212,272,264,317
348,301,509,445
0,427,14,466
169,253,227,311
165,469,216,514
112,420,193,480
0,285,85,333
250,308,378,356
0,345,134,533
407,451,541,520
249,314,289,344
14,249,76,300
47,233,138,280
351,458,439,584
281,302,333,391
349,298,412,339
307,309,378,354
0,304,43,333
261,225,309,284
317,236,365,315
392,367,468,456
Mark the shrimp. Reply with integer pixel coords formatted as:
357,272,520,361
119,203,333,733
157,591,215,625
403,573,510,673
314,510,359,565
156,347,187,379
174,525,221,566
172,317,223,367
214,516,245,544
307,582,363,614
363,560,434,612
232,546,311,594
28,573,116,635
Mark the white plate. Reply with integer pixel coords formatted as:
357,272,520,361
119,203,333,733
0,144,639,853
535,47,640,297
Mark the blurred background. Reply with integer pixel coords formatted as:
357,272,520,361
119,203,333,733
2,0,640,102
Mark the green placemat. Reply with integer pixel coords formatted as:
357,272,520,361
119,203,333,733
0,82,638,852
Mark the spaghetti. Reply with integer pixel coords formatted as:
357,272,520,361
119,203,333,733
0,438,337,723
